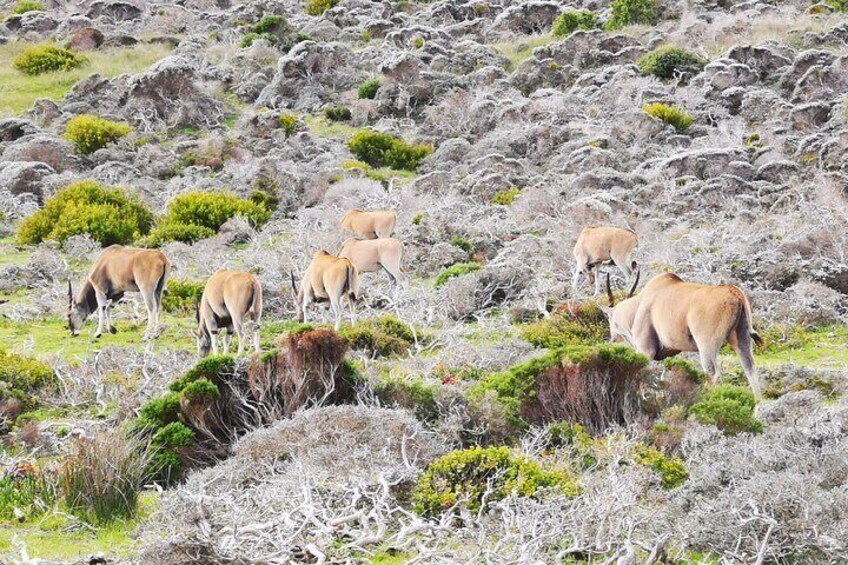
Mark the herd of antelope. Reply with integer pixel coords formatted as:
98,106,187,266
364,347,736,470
66,213,763,399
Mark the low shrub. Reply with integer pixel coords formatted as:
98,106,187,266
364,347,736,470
634,444,688,489
358,78,381,99
12,1,44,14
435,262,482,288
64,114,131,154
0,462,56,522
306,0,338,16
552,10,597,36
450,235,473,254
17,180,153,246
240,15,290,48
324,105,352,122
491,188,521,206
61,431,148,524
413,446,577,516
252,14,286,33
348,131,432,171
278,113,299,137
340,316,418,357
149,422,195,482
373,377,439,421
0,349,55,412
520,301,609,348
138,223,215,247
161,279,204,315
643,102,693,132
13,44,87,75
637,45,707,80
689,384,763,435
604,0,658,30
542,422,597,469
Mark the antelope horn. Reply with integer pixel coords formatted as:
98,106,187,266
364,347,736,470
606,272,615,307
628,267,641,298
67,278,74,306
289,271,298,297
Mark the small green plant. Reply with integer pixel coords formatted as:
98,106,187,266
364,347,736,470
12,1,45,14
634,444,688,489
13,44,87,75
412,213,425,225
604,0,658,30
435,261,481,287
552,10,597,36
64,114,131,154
278,113,299,137
520,301,609,348
252,14,286,33
824,0,848,11
324,105,352,122
637,45,707,80
373,377,439,421
689,385,763,435
17,180,153,246
450,236,473,253
491,188,521,206
340,316,418,357
358,78,381,99
542,422,597,469
347,131,432,172
240,15,289,47
306,0,338,16
413,446,577,516
643,102,693,132
162,279,204,315
0,463,56,522
180,378,220,403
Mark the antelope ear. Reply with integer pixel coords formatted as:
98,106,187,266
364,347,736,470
598,305,613,317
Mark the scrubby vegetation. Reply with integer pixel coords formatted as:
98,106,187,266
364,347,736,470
689,384,763,435
491,187,521,205
358,78,381,99
347,131,432,171
637,46,707,80
11,1,44,14
161,279,204,315
552,10,598,36
434,261,481,287
520,301,609,347
643,102,693,131
373,376,439,421
604,0,658,29
17,180,153,246
305,0,338,16
0,349,55,414
340,316,419,357
64,114,131,154
324,105,352,122
277,113,299,137
0,463,56,522
12,44,87,75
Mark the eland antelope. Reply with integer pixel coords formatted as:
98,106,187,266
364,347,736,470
197,270,263,357
292,250,360,331
573,226,638,296
68,245,170,340
337,237,407,288
339,209,397,239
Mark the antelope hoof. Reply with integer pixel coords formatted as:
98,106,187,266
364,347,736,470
94,332,102,339
109,326,118,334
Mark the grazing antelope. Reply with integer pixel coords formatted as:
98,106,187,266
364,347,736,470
68,245,170,340
337,237,407,288
572,226,638,296
291,250,360,331
603,272,762,400
339,209,397,239
197,270,263,358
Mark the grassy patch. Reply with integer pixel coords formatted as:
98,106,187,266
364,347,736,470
0,43,172,117
753,325,848,370
305,115,359,140
493,34,554,71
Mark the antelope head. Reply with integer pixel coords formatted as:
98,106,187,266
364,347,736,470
67,279,84,337
600,269,640,345
290,271,304,322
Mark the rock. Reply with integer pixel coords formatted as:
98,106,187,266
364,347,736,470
0,119,40,143
0,161,55,201
1,135,78,173
2,12,59,34
67,27,105,50
86,1,144,22
488,1,560,36
755,160,800,183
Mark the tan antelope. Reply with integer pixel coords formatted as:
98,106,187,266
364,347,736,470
337,237,407,288
197,270,263,357
339,209,397,239
603,272,762,400
68,245,170,340
291,250,360,331
573,226,638,296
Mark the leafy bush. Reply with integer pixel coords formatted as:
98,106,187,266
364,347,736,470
435,262,481,287
162,279,204,315
241,15,289,47
542,422,597,469
0,349,55,411
324,105,352,121
637,46,707,80
278,113,299,137
64,114,131,154
17,180,153,246
358,78,381,99
61,432,148,524
450,235,473,254
170,355,234,393
139,223,215,247
604,0,658,30
348,131,432,171
13,44,87,75
340,316,418,357
491,188,521,206
0,462,56,522
138,392,181,429
634,444,688,489
149,422,195,481
373,377,439,421
12,1,44,14
643,102,693,132
520,301,609,348
252,14,286,33
306,0,338,16
689,385,763,435
413,446,577,516
552,10,597,36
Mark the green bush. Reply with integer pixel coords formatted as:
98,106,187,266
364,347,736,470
139,223,215,247
450,235,473,254
12,1,45,14
64,114,131,154
552,10,597,36
689,385,763,435
413,446,577,516
637,46,707,80
12,44,87,75
170,355,234,393
0,349,55,410
358,78,381,99
162,279,204,315
137,392,181,429
17,180,153,246
643,102,693,132
0,464,56,522
347,131,432,171
434,262,481,287
604,0,658,30
278,113,299,137
252,14,286,34
306,0,338,16
373,377,439,421
149,422,195,483
324,105,352,121
491,188,521,206
542,422,597,469
520,301,609,348
634,444,688,489
181,378,221,403
340,316,417,357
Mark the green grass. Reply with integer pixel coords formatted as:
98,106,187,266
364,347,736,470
753,325,848,369
0,492,158,561
0,42,172,117
340,159,417,183
305,115,359,140
493,34,554,71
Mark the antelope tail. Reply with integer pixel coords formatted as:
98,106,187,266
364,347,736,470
250,279,263,319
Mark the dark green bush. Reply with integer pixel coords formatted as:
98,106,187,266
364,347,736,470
0,463,56,522
252,14,286,33
689,385,763,435
17,180,153,246
162,278,204,315
542,422,597,469
434,262,481,287
634,444,688,489
643,102,693,132
604,0,658,30
413,446,577,516
347,131,432,171
12,1,45,14
306,0,338,16
552,10,597,36
13,44,87,75
358,78,381,99
181,378,221,403
373,377,439,421
241,15,289,47
637,46,707,80
450,236,473,254
340,316,417,357
324,105,352,121
520,301,609,348
170,355,234,393
138,392,181,429
149,422,195,482
64,114,131,154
